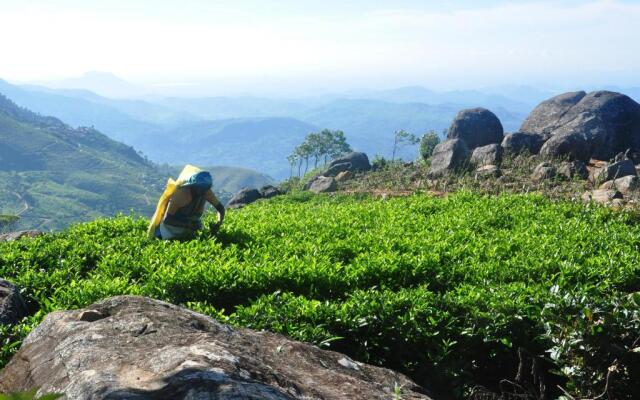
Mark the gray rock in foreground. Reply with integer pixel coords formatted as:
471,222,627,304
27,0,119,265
227,188,263,209
470,144,502,167
309,176,337,193
595,159,637,182
0,296,432,400
0,279,28,324
324,152,371,177
557,161,589,180
501,132,548,155
428,139,470,176
259,185,282,199
522,91,640,161
531,162,557,181
600,175,639,196
447,108,504,150
539,131,591,162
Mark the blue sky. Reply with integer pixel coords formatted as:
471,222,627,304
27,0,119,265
0,0,638,93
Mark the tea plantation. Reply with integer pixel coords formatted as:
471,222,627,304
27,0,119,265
1,192,639,398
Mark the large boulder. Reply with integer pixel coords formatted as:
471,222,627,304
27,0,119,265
539,131,591,162
324,152,371,177
227,188,263,209
308,176,337,193
500,132,549,155
447,108,504,150
428,139,470,176
259,185,282,199
0,296,431,399
522,91,640,161
0,279,28,324
521,91,587,134
470,144,502,167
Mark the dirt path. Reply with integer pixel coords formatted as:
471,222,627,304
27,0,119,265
12,191,29,216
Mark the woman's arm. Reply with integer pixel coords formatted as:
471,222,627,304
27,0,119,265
205,189,225,228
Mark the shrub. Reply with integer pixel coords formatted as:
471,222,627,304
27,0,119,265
420,131,440,160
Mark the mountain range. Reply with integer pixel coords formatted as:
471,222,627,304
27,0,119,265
0,78,543,179
5,74,639,181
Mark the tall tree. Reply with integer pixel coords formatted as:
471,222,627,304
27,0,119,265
288,130,353,176
392,130,419,162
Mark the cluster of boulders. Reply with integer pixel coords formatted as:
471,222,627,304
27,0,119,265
0,296,432,399
428,90,640,206
226,152,372,208
304,152,371,194
227,185,284,209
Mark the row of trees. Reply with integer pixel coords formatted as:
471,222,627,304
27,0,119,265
287,128,443,179
288,129,352,178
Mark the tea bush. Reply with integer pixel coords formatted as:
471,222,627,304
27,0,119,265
1,192,638,398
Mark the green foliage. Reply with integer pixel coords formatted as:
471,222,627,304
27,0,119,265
419,131,440,160
0,389,62,400
288,129,352,178
0,215,19,233
1,193,639,399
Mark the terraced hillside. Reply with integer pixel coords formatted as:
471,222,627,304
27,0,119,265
0,93,164,230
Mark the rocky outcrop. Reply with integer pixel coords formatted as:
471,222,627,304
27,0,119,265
470,144,502,167
501,132,548,155
308,176,337,194
0,296,431,399
323,152,371,177
447,108,504,150
522,91,640,161
0,279,28,325
428,139,470,176
0,230,41,242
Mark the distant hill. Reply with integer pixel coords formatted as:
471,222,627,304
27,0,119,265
154,117,318,179
0,92,166,230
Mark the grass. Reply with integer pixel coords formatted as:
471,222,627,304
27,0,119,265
343,154,594,200
0,192,639,398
